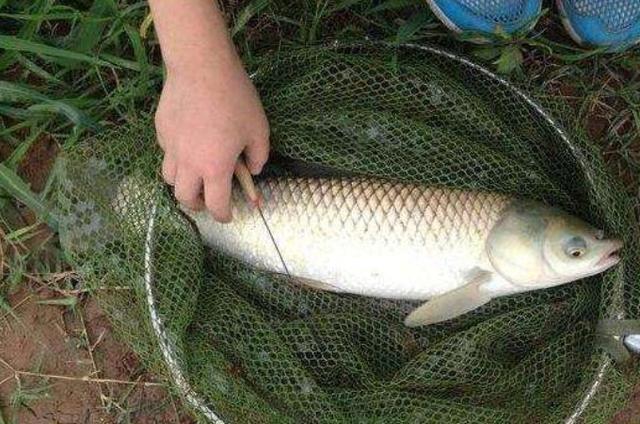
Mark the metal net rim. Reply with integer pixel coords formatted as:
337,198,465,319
141,42,623,424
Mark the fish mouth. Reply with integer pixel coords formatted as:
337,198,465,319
596,240,623,270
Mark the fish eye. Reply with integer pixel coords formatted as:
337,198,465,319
565,236,587,259
568,248,585,258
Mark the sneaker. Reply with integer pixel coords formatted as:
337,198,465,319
557,0,640,51
426,0,543,40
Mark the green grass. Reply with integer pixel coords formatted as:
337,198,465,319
0,0,638,421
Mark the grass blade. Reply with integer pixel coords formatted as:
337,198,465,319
61,0,116,68
4,223,43,243
327,0,365,14
99,52,158,72
16,53,68,86
5,128,43,169
0,163,56,230
368,0,417,14
0,0,50,71
394,9,431,44
123,23,149,76
28,102,101,131
0,11,82,21
494,45,524,74
0,35,113,67
5,252,26,293
0,81,101,130
0,80,48,102
36,296,77,307
139,11,154,39
0,295,19,322
231,0,270,37
0,104,44,120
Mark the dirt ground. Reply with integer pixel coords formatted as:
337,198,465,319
0,286,194,423
612,389,640,424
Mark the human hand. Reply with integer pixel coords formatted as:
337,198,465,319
154,60,269,223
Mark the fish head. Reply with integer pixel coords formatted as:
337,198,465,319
487,201,622,289
541,213,622,284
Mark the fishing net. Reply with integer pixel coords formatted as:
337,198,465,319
54,43,640,423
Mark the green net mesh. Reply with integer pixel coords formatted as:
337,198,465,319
54,44,640,423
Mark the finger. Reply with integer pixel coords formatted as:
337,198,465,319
244,138,269,175
174,170,204,211
162,155,177,186
234,160,262,208
204,172,233,223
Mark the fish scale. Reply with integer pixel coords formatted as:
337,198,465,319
187,177,512,300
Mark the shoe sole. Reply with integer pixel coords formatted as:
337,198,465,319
556,0,584,45
425,0,541,43
425,0,496,43
425,0,462,33
556,0,640,51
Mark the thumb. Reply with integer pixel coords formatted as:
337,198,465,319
244,138,269,175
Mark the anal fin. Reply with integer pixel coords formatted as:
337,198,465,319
404,268,493,327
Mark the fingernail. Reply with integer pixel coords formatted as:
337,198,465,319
250,162,263,176
220,209,233,223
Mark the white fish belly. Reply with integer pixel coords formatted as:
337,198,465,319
186,177,510,301
284,237,485,299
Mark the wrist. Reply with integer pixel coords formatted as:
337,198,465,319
164,49,234,79
149,0,240,80
164,50,246,90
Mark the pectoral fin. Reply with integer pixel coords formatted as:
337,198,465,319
404,269,493,327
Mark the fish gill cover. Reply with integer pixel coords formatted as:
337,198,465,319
54,44,640,423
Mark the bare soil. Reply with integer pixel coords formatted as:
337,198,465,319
17,134,59,193
0,286,193,423
612,385,640,424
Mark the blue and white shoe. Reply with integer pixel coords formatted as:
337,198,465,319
426,0,543,40
557,0,640,51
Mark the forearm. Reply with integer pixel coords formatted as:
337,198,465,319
148,0,239,77
150,0,269,222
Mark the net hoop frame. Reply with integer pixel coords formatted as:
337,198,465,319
141,42,623,424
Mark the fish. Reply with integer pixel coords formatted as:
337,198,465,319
179,176,623,327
